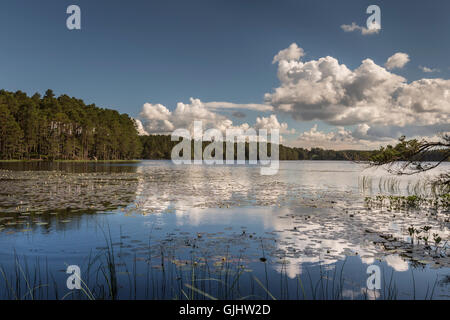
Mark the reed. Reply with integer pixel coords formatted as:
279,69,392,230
0,235,442,300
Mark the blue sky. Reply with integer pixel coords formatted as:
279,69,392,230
1,0,449,149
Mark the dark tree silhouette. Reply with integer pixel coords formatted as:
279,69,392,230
369,134,450,189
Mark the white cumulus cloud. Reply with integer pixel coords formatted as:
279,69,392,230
272,43,305,64
138,98,293,140
419,65,440,73
265,43,450,130
341,22,380,35
385,53,410,70
293,124,392,150
255,114,295,134
133,118,149,136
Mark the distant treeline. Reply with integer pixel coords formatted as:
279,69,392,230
0,90,142,160
140,135,449,161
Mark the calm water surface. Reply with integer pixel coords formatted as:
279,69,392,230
0,161,448,299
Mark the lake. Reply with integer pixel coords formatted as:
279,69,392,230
0,160,448,300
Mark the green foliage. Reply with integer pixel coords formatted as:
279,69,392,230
370,137,421,164
370,136,450,172
140,135,178,159
0,90,142,160
369,135,449,189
